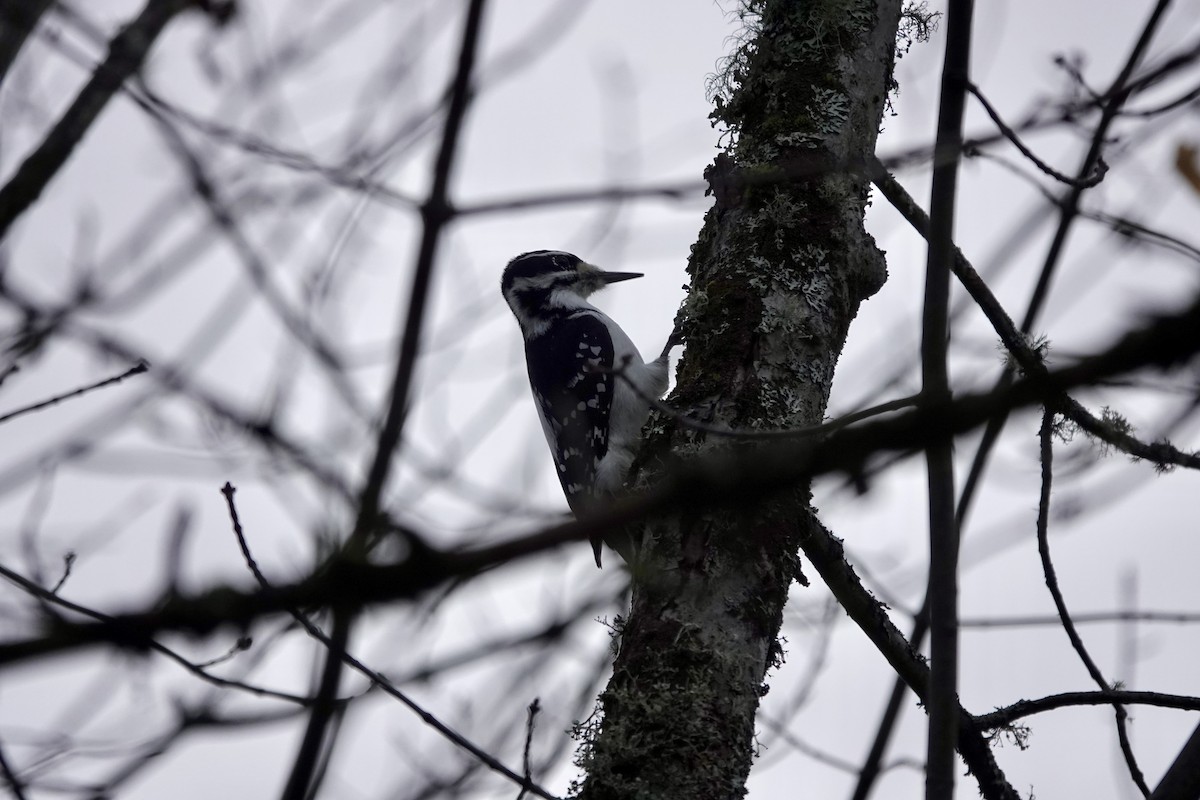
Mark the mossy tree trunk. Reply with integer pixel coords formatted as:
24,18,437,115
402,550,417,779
574,1,902,798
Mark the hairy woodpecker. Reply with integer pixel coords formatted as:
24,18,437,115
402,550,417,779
501,250,673,567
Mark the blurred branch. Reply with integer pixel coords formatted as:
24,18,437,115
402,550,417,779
391,589,618,685
0,0,222,242
960,610,1200,627
963,144,1200,267
0,558,311,704
1085,209,1200,265
455,180,703,216
15,313,360,503
222,482,560,800
83,704,304,799
760,714,922,776
282,0,491,794
0,0,55,86
139,98,360,393
850,633,918,800
5,284,1200,664
0,733,28,800
29,3,421,212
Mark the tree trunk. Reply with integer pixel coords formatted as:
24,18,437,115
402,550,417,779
575,1,901,798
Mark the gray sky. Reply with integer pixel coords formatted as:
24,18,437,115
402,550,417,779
1,1,1199,798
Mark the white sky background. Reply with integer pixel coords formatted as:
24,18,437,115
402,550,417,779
0,1,1198,799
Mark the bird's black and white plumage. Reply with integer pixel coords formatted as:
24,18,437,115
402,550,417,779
501,250,671,567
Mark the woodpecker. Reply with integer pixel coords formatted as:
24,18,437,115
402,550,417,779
501,250,673,567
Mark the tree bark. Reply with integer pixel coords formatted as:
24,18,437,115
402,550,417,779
574,1,901,798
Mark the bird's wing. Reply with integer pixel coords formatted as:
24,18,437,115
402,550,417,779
524,310,614,515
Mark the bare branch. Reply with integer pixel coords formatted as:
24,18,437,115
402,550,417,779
922,5,974,795
794,513,1020,800
977,690,1200,729
516,698,542,800
870,160,1200,472
0,360,148,426
966,81,1108,188
1036,411,1149,796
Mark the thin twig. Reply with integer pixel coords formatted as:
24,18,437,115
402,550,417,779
610,356,919,440
516,698,541,800
49,551,76,595
193,636,254,669
0,558,309,704
0,359,20,389
140,99,357,384
952,0,1175,556
392,590,615,685
964,142,1200,267
977,689,1200,729
967,81,1108,188
951,3,1181,642
1024,0,1174,335
221,483,270,590
1037,411,1150,796
220,482,561,800
869,161,1200,472
0,361,148,425
86,703,304,799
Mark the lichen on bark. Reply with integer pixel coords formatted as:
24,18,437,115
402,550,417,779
573,2,902,798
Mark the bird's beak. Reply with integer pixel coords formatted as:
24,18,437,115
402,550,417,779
581,263,643,284
599,271,643,284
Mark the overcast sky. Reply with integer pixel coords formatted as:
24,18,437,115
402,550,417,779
1,1,1199,798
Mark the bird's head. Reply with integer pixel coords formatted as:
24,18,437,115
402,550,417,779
501,250,641,335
